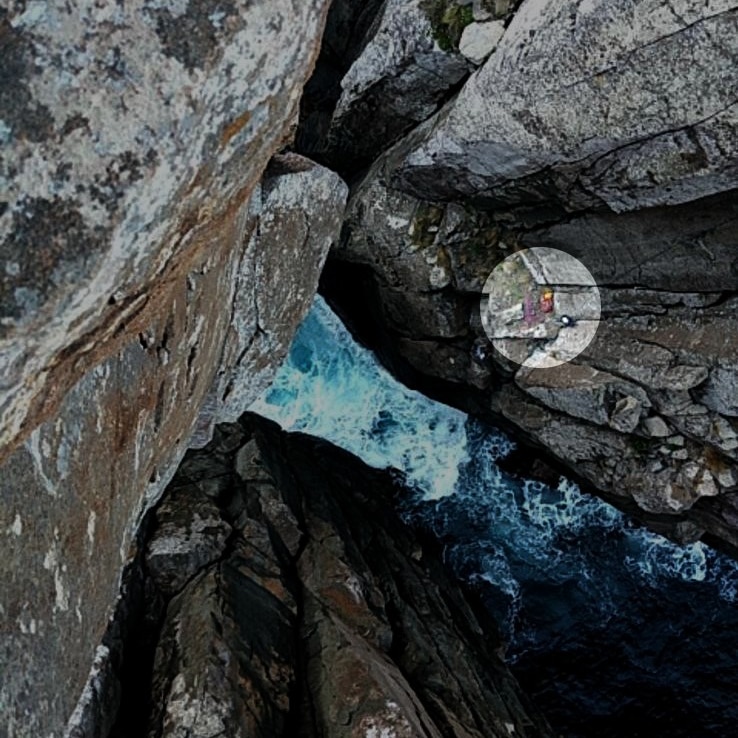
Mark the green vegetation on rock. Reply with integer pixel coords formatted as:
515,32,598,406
411,202,445,249
420,0,475,51
631,436,659,457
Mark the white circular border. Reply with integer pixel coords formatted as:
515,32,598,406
480,247,601,369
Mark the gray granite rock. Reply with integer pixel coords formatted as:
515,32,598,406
215,155,348,425
329,0,738,543
314,0,470,168
393,2,738,212
459,20,505,64
643,416,671,438
0,1,339,726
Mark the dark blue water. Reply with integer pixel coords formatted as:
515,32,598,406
252,297,738,736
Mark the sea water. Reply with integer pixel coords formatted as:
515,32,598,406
251,296,738,737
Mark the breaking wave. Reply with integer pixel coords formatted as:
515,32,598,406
252,296,738,737
251,296,470,500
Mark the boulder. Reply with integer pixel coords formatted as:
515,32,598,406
643,416,671,439
0,1,343,729
0,0,335,456
459,20,505,65
213,154,348,426
392,2,738,212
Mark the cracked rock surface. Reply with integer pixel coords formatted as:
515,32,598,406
125,418,553,738
324,0,738,548
309,0,471,172
393,1,738,212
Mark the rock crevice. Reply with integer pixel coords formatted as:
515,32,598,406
103,418,552,738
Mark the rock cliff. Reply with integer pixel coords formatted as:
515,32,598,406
321,0,738,550
110,417,552,738
4,0,738,735
0,2,346,734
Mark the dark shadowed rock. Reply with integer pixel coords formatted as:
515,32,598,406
252,415,553,737
322,0,470,171
132,418,552,738
297,0,473,174
145,487,231,598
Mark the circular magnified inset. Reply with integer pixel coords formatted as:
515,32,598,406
480,247,600,368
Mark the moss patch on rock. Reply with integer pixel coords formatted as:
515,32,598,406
420,0,475,51
410,202,445,249
631,436,660,458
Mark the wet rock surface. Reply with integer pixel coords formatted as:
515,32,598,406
105,418,552,738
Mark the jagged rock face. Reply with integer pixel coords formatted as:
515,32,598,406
298,0,499,173
0,0,346,727
1,152,345,737
4,0,737,734
187,153,348,443
328,0,738,545
296,0,387,165
392,2,738,212
319,0,471,171
136,419,552,738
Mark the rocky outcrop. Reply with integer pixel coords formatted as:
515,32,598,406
0,0,337,455
322,0,471,170
324,0,738,547
298,0,478,172
206,153,347,430
123,418,552,738
1,154,345,738
5,0,738,734
392,2,738,212
0,2,348,731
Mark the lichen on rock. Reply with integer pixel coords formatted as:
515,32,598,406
0,2,344,732
420,0,476,51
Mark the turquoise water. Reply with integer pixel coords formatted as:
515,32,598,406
252,296,738,736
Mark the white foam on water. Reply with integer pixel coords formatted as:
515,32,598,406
251,296,470,500
519,477,622,538
251,297,738,615
622,529,738,601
